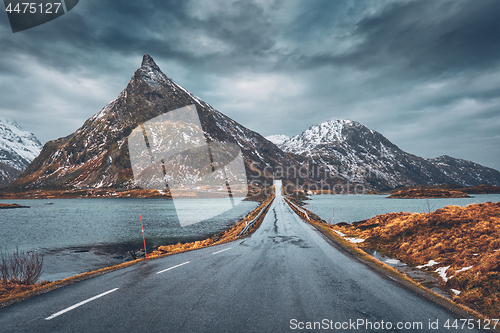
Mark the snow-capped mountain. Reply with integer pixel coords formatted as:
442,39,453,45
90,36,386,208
277,119,354,154
266,134,289,146
0,118,42,187
5,55,499,194
7,55,297,192
428,155,500,187
0,117,42,170
274,119,500,189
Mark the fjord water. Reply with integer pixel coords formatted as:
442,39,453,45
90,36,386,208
4,195,499,281
1,198,258,281
307,194,500,224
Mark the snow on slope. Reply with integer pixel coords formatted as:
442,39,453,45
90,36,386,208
266,134,289,146
0,117,43,170
279,119,353,154
274,118,500,189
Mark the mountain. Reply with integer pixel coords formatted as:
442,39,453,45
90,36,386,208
0,162,22,188
4,55,499,195
6,55,297,194
266,134,289,146
275,119,500,190
428,155,500,187
0,118,43,187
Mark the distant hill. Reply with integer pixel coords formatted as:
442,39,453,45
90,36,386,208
0,162,22,188
0,118,42,188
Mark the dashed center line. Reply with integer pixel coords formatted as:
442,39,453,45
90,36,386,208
45,253,227,320
156,261,190,274
45,288,119,320
212,247,231,255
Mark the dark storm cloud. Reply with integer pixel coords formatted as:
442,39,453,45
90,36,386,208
310,0,500,77
1,1,184,69
1,0,287,77
0,0,499,170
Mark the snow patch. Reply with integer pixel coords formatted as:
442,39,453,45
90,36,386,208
455,266,473,274
334,230,346,237
385,258,405,265
266,134,290,146
345,237,365,244
280,119,354,155
435,266,452,282
416,260,440,269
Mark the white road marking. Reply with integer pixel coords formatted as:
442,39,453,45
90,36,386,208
45,288,119,320
212,247,231,255
156,261,190,274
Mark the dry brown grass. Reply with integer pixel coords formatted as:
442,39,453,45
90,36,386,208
0,281,50,300
0,188,172,199
0,204,17,208
0,203,29,209
388,188,470,198
0,259,144,307
284,197,487,323
335,202,500,319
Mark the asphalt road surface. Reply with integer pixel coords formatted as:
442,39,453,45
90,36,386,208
0,181,481,332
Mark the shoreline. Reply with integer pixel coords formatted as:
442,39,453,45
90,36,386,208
0,203,29,209
0,188,275,307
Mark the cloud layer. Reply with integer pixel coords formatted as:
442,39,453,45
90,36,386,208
1,0,499,170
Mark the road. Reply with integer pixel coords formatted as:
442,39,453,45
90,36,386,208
0,181,480,332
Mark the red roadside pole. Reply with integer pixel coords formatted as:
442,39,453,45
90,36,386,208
140,215,148,259
332,208,335,234
306,203,309,220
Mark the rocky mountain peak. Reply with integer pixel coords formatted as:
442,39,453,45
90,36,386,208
271,117,500,190
139,54,169,88
5,55,297,192
278,119,360,154
141,54,158,69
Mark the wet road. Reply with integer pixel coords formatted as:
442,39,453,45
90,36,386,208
0,181,480,332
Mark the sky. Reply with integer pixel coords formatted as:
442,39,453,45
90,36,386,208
0,0,499,171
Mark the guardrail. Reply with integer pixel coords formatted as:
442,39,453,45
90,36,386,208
283,197,309,220
238,195,275,236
